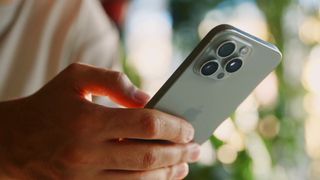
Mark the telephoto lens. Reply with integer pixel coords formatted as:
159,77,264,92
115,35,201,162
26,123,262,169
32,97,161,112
200,61,219,76
217,41,236,58
225,58,243,73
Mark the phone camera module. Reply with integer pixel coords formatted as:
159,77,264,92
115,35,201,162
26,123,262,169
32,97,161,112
217,72,225,79
200,60,219,76
239,46,250,55
217,41,236,58
225,58,243,73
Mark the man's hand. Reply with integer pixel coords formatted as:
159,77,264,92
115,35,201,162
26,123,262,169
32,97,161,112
0,63,200,180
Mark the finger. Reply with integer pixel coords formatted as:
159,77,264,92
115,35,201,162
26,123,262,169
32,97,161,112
96,108,195,143
97,163,189,180
99,141,200,171
63,63,149,108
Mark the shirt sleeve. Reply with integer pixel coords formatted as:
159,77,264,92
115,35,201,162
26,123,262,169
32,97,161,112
70,0,120,68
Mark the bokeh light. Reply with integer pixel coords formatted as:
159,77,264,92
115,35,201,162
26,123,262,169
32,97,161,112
304,94,320,117
198,2,269,40
299,17,320,44
302,45,320,94
305,117,320,159
217,144,238,164
198,141,216,166
122,0,320,179
235,95,259,134
258,115,280,139
254,72,279,107
125,0,172,95
213,118,236,142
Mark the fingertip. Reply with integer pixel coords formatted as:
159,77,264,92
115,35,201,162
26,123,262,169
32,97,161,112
187,143,201,163
133,89,150,104
111,88,150,108
173,163,189,180
181,121,195,143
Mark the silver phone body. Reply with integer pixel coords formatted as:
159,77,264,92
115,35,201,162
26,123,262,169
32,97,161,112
145,24,282,144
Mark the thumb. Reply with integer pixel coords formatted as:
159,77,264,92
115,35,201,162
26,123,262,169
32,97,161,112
63,63,150,108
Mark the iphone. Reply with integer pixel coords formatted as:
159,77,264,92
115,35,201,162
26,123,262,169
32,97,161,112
145,24,282,144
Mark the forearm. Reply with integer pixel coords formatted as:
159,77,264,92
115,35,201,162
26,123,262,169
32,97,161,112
0,98,30,179
0,98,28,118
0,98,27,143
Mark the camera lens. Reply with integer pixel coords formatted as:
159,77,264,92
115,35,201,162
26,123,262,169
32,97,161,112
217,41,236,58
200,61,219,76
225,58,243,73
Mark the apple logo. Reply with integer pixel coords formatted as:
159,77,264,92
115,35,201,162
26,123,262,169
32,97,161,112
182,106,203,122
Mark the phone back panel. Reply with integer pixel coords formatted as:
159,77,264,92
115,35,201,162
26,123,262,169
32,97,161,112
145,25,282,144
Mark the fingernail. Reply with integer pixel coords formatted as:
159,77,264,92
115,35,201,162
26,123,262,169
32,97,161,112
188,144,201,162
134,89,150,103
185,127,194,143
174,164,188,179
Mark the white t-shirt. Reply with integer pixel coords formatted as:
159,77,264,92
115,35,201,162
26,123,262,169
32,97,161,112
0,0,119,101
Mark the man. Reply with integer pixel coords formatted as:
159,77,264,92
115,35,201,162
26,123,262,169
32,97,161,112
0,0,200,179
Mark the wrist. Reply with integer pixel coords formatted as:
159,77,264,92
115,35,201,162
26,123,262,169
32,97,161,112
0,98,27,141
0,98,30,179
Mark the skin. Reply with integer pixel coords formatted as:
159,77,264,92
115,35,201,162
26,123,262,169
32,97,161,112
0,63,200,179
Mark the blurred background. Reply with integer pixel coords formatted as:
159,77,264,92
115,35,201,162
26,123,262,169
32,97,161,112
102,0,320,179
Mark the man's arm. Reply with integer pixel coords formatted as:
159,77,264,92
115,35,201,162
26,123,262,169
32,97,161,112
0,63,200,179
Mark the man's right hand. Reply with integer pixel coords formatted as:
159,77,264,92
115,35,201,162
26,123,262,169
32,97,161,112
0,63,200,180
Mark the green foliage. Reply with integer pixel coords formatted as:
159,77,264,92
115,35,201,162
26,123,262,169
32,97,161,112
210,135,224,149
169,0,225,51
186,145,253,180
120,45,142,87
256,0,291,51
210,136,253,180
256,0,307,167
229,151,253,180
121,0,308,178
168,0,306,179
122,58,142,87
186,163,230,180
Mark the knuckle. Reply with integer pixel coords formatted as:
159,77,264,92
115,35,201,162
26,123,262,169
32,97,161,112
131,172,152,180
65,63,82,74
167,166,175,179
133,172,162,180
142,149,157,169
63,63,86,84
113,71,127,84
174,119,184,141
134,174,145,180
181,145,189,162
141,111,160,138
70,118,89,137
69,103,91,134
59,147,91,169
105,71,128,89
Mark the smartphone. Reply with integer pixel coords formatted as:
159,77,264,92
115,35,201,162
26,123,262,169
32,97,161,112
145,24,282,144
